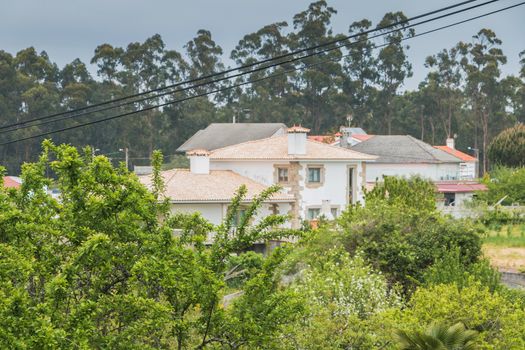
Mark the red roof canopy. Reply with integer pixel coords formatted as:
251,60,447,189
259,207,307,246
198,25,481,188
2,176,21,189
434,146,477,162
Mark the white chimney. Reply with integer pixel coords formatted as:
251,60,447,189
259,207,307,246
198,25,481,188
187,149,210,174
446,137,455,149
287,125,310,155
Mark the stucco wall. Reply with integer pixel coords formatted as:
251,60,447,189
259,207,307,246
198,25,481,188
170,202,292,227
298,161,364,218
210,161,276,186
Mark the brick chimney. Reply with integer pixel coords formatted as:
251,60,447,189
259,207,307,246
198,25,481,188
287,125,310,155
187,149,210,174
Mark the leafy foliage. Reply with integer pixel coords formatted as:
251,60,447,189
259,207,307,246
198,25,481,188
481,166,525,205
339,177,482,290
0,3,523,174
395,322,478,350
0,142,299,349
488,123,525,168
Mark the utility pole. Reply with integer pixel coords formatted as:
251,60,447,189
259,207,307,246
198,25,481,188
119,148,129,170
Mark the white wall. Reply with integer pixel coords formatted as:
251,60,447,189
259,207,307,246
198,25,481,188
170,203,224,224
298,161,364,219
170,202,292,228
210,159,364,223
365,162,460,182
210,161,276,186
459,162,476,179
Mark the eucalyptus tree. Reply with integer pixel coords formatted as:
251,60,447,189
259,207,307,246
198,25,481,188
342,19,378,129
287,0,347,132
374,11,414,134
229,21,300,125
458,29,507,173
424,48,463,140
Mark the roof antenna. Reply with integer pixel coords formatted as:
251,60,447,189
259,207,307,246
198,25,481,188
346,113,353,127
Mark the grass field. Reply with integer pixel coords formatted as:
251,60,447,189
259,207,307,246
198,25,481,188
483,224,525,272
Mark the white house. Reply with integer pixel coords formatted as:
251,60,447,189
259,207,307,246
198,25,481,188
141,126,375,229
207,126,375,227
347,134,486,214
139,150,295,228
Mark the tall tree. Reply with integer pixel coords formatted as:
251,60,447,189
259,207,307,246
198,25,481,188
458,29,507,173
287,0,347,132
374,12,414,134
424,48,462,140
342,19,378,128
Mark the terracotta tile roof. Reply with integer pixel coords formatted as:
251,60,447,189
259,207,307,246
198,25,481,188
288,125,311,133
209,135,376,161
435,181,487,193
308,135,336,144
434,146,477,162
2,176,21,189
139,169,294,202
186,149,210,156
352,134,374,141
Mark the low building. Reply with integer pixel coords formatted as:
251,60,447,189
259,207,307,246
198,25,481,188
434,138,478,179
347,134,486,216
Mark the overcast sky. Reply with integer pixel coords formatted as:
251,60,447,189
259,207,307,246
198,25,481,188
1,0,523,90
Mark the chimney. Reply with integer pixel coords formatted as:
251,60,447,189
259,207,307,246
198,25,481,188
446,137,455,149
187,149,210,174
287,125,310,155
340,127,351,148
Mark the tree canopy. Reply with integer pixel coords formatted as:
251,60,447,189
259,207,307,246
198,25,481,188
0,1,523,174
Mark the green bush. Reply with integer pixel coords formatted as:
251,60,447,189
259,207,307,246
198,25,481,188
479,166,525,206
338,177,483,291
488,123,525,168
395,283,525,349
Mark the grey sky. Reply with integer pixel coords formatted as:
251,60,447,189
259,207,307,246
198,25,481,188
1,0,524,90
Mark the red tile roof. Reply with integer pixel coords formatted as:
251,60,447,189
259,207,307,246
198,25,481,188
2,176,21,189
287,125,311,133
434,146,477,162
308,135,335,144
352,134,374,141
435,181,487,193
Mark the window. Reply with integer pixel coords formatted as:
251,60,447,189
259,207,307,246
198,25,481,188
330,208,338,218
277,167,289,183
308,167,321,183
444,193,456,207
307,208,320,220
230,208,247,227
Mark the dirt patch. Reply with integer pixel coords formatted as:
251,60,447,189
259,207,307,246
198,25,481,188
483,244,525,272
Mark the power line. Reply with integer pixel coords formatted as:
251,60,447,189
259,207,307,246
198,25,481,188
2,1,521,147
0,0,504,134
0,0,492,133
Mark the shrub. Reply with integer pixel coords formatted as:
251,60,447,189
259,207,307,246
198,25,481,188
339,186,483,291
488,123,525,168
395,282,525,349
